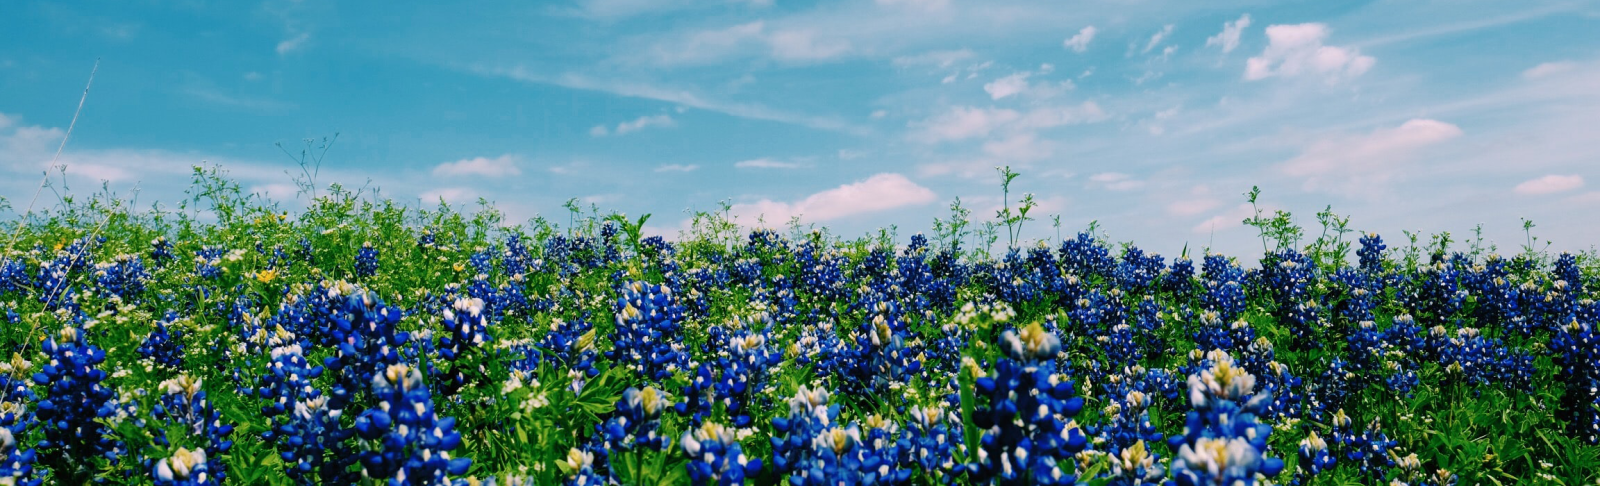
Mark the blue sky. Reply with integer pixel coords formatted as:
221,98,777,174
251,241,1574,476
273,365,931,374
2,0,1598,258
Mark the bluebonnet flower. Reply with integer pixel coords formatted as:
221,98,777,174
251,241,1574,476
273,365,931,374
1200,254,1247,322
682,422,762,486
557,448,606,486
1297,430,1334,476
770,386,910,486
1552,314,1600,443
0,256,29,295
352,364,472,485
322,285,409,412
903,404,961,481
1434,327,1535,392
1357,233,1386,273
711,329,782,428
195,247,226,280
837,298,924,398
151,236,175,266
606,281,688,382
1092,366,1165,457
1113,246,1164,291
298,237,315,264
437,297,491,395
503,233,531,276
1327,410,1396,479
355,242,379,278
1104,440,1163,486
256,327,352,485
149,375,235,485
138,311,187,370
0,355,42,486
33,325,122,480
1164,255,1196,297
152,447,212,486
95,254,149,300
600,387,672,457
530,315,601,391
1060,232,1115,281
1399,262,1466,325
965,322,1088,486
468,248,495,276
1166,350,1286,486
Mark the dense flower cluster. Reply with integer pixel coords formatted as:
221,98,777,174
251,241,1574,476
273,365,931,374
1166,350,1285,486
2,188,1598,486
352,364,472,484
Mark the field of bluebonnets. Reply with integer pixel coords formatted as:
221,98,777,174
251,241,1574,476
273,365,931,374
0,166,1597,486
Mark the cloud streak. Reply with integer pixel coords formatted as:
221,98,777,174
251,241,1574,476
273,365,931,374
729,173,936,224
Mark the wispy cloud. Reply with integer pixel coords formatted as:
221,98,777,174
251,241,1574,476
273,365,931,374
480,67,870,135
1143,24,1174,54
1246,24,1375,82
729,173,936,224
891,49,975,69
655,163,700,172
1281,119,1463,194
983,72,1032,100
1090,172,1144,191
1205,14,1252,53
1063,26,1096,53
735,158,807,169
1523,61,1576,79
433,155,521,177
276,32,310,55
420,187,478,205
591,114,676,137
1514,174,1584,195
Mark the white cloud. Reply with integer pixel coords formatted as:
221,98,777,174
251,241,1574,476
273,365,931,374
654,21,766,65
593,114,676,136
1144,25,1174,54
276,32,310,55
1514,174,1584,195
1245,23,1374,82
913,102,1106,144
735,158,807,169
650,21,850,64
838,149,867,160
1014,101,1107,129
486,68,870,135
421,187,478,205
250,183,300,201
1063,26,1096,53
768,29,852,60
1522,61,1576,80
1569,191,1600,204
875,0,950,11
730,173,936,224
913,107,1020,142
870,110,888,119
983,133,1053,161
654,164,700,172
1192,203,1256,234
432,154,522,177
1281,119,1463,193
984,72,1032,100
891,49,975,69
1090,172,1144,191
1167,198,1221,216
1205,14,1252,53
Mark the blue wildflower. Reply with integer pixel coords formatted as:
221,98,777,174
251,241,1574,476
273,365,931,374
352,364,472,485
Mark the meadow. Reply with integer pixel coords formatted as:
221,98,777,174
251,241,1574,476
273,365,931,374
0,165,1596,485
